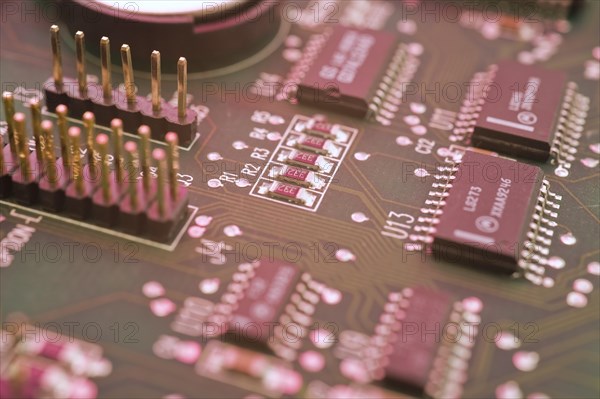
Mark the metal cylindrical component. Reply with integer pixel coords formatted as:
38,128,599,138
120,44,136,104
138,125,151,193
50,25,63,89
152,148,167,217
165,132,179,200
29,99,44,163
96,133,111,203
68,127,84,195
100,36,112,100
110,119,124,185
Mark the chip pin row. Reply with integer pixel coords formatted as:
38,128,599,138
45,25,196,145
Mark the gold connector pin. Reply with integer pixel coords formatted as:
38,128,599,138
138,125,151,193
41,120,58,187
75,31,87,97
152,148,167,217
124,141,139,209
68,127,84,196
96,133,111,203
82,112,96,167
151,50,161,113
121,44,136,104
29,98,43,163
110,119,124,185
177,57,187,119
165,132,179,201
13,113,31,181
2,91,17,155
100,37,112,100
50,25,63,89
55,104,70,169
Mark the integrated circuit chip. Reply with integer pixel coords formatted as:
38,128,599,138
456,0,584,20
384,287,453,393
297,26,398,117
432,151,544,272
229,262,301,344
472,61,567,161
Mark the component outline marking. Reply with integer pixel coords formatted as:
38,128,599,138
249,114,357,212
0,200,198,252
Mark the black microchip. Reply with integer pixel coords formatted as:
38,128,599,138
297,26,397,117
472,61,567,161
432,151,544,272
454,0,583,19
384,287,453,394
229,261,301,345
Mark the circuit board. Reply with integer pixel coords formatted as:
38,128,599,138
1,1,599,398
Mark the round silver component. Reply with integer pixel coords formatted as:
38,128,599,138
93,0,249,17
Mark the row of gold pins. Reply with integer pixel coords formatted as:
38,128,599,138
2,92,180,217
50,25,188,119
